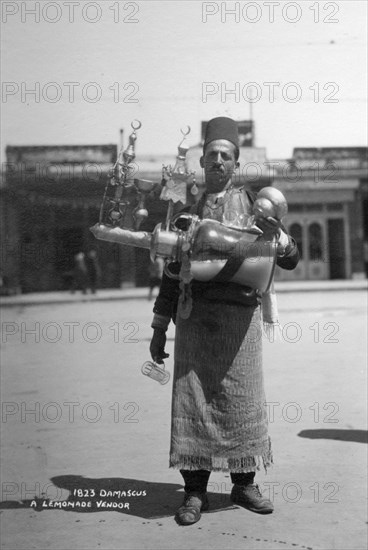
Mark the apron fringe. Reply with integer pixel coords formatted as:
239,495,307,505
169,437,273,473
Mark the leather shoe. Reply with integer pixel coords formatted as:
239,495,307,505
230,483,274,514
175,491,209,525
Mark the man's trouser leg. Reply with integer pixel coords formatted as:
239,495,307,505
230,472,255,485
180,469,211,493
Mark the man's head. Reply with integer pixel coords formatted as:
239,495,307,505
200,117,240,194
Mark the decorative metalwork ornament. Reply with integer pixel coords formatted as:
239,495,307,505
160,125,197,229
98,120,154,231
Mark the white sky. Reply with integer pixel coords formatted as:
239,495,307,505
1,0,367,161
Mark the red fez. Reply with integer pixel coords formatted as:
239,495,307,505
203,116,239,150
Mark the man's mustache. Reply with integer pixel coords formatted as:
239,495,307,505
206,164,225,173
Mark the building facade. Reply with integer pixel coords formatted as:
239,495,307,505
272,147,368,281
1,145,118,293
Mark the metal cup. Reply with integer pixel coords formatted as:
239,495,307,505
141,361,170,385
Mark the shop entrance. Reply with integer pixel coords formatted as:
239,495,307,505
328,219,346,279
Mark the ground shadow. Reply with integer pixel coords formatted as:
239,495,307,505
298,429,367,444
0,475,236,519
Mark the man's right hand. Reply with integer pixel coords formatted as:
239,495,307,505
149,328,170,364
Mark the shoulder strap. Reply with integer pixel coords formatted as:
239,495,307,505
245,188,256,205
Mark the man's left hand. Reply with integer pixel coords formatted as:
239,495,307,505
255,216,282,239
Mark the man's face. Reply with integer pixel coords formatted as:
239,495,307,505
200,139,238,194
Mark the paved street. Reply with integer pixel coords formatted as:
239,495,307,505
1,290,367,550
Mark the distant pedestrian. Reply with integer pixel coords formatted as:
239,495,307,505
72,252,88,294
148,257,164,300
86,249,101,294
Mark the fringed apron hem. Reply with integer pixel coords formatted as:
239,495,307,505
169,441,273,473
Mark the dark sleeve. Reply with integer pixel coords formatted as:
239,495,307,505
151,204,194,323
153,262,181,319
276,223,300,270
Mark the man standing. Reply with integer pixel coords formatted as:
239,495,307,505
150,117,299,525
85,249,101,294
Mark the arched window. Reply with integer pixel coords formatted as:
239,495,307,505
289,223,303,259
308,223,323,261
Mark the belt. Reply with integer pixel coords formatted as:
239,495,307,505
191,281,260,307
